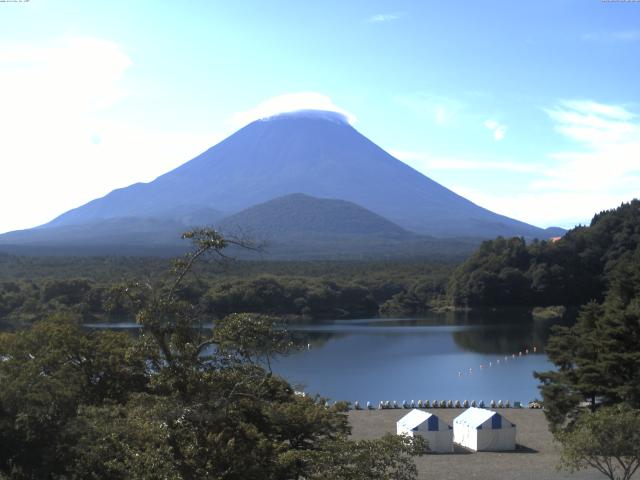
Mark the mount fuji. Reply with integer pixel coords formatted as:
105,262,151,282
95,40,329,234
0,110,561,257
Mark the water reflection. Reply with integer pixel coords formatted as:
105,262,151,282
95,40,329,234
273,310,565,404
287,309,569,354
82,310,566,404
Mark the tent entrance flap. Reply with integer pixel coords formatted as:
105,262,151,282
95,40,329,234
428,415,439,431
492,414,502,429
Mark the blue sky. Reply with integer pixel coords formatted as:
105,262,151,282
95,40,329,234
1,0,639,233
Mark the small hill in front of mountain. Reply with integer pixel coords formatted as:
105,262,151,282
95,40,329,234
218,193,411,240
214,193,479,260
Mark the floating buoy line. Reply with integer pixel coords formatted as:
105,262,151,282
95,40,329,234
301,345,545,411
338,399,542,410
457,346,538,378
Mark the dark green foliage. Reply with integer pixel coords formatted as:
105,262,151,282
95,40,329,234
449,200,640,307
535,243,640,431
527,204,640,478
448,237,534,306
557,405,640,480
0,256,457,328
204,276,379,319
213,313,296,366
0,230,425,479
41,279,93,304
379,277,448,316
292,434,427,480
0,314,148,478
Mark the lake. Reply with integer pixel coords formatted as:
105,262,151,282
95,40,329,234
272,310,559,406
83,309,561,406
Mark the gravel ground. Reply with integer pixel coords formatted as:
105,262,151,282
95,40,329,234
348,409,616,480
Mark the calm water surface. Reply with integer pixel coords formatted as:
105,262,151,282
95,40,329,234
84,310,561,405
272,311,559,405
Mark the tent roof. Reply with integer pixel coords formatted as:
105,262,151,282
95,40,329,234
454,407,498,428
397,409,433,430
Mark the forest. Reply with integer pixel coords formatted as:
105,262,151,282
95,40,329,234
531,204,640,480
2,200,640,330
448,200,640,308
0,254,454,329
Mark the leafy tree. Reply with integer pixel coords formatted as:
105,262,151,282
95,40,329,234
0,314,148,478
292,434,427,480
0,229,427,479
557,405,640,480
115,228,426,479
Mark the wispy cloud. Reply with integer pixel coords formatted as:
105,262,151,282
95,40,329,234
537,100,640,193
545,100,636,146
470,101,640,227
484,119,507,140
366,12,403,23
395,93,465,126
390,100,640,228
229,92,356,127
447,187,620,229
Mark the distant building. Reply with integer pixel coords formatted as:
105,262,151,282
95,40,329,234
453,407,516,451
549,236,562,243
396,409,453,453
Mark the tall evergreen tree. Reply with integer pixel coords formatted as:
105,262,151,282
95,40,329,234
535,246,640,430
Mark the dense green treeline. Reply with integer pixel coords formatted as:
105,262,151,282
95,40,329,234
531,218,640,479
448,200,640,307
2,200,639,326
0,253,454,282
0,257,454,328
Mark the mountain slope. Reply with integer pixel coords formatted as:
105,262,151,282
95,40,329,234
39,110,552,238
0,217,192,246
218,193,412,240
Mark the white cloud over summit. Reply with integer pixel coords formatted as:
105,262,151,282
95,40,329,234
229,92,356,127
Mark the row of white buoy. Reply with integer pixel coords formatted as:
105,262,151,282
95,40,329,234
458,346,538,377
350,399,522,410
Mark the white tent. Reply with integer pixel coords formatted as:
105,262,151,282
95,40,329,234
396,409,453,453
453,407,516,451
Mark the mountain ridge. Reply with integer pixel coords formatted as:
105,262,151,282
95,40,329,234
0,110,566,257
40,110,552,238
